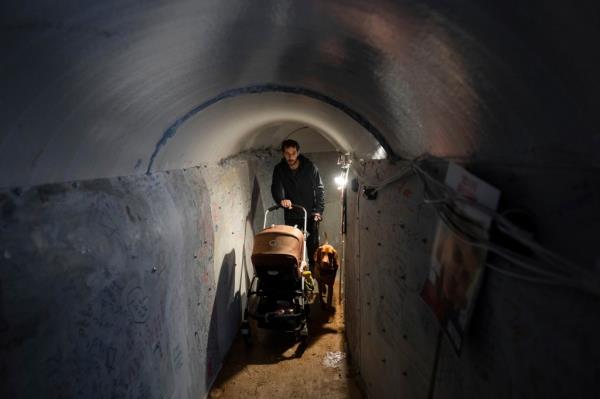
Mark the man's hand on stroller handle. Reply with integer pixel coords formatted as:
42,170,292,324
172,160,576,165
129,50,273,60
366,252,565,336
276,201,318,220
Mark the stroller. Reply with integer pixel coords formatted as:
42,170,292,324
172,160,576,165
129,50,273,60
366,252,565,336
241,204,312,343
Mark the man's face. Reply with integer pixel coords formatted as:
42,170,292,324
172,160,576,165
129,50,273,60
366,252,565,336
283,146,299,168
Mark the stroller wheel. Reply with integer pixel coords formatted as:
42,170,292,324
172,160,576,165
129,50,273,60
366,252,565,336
299,323,308,338
241,320,252,346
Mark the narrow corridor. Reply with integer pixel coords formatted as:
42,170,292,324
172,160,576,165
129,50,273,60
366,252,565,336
2,2,600,398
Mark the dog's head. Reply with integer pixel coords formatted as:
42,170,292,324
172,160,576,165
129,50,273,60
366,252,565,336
314,244,339,271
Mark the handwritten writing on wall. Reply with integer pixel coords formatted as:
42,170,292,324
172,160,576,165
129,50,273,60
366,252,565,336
0,167,221,399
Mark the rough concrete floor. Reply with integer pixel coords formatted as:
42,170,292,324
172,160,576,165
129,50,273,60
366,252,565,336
208,282,364,399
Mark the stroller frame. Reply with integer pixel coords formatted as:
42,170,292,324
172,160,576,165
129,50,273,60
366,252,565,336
241,204,310,343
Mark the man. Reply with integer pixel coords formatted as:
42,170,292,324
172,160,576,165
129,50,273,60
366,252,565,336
271,139,325,272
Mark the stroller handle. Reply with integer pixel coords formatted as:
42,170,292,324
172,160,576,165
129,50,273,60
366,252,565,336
263,204,307,232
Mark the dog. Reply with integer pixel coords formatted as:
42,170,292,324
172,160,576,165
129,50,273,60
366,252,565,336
313,243,340,310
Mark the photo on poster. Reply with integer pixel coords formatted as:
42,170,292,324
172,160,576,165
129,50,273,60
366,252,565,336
420,162,500,354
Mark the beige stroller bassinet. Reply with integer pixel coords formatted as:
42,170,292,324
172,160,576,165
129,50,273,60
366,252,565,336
242,204,310,342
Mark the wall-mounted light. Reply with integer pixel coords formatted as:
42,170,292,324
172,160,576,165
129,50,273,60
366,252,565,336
372,145,387,160
334,173,347,190
335,152,352,190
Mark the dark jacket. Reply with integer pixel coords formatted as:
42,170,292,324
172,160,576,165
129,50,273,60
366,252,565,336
271,154,325,219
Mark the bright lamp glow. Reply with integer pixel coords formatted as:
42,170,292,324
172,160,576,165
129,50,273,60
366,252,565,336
334,173,347,190
372,145,387,160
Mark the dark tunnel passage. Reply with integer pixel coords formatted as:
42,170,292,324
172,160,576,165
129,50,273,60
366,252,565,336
1,1,600,398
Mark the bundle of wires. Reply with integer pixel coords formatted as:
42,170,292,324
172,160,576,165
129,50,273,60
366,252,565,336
352,154,600,297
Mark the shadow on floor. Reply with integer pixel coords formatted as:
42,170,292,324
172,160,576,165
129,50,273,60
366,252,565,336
209,280,363,399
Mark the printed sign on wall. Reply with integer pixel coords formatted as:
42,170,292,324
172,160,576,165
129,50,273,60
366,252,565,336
421,162,500,354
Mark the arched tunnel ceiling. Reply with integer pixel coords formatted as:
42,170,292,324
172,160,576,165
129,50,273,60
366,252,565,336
1,1,599,187
252,124,338,155
150,91,380,174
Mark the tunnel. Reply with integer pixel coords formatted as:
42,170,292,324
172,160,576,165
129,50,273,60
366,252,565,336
1,1,600,398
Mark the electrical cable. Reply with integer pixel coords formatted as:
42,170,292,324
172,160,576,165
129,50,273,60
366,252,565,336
415,160,585,271
422,174,580,278
349,154,414,190
484,262,566,287
413,156,600,296
349,153,599,296
432,193,598,294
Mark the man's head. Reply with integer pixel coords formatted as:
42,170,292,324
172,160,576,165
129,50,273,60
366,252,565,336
281,139,300,169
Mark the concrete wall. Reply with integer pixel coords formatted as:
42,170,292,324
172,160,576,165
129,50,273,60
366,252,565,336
0,157,274,398
0,147,342,398
2,1,600,398
345,160,438,398
344,159,600,399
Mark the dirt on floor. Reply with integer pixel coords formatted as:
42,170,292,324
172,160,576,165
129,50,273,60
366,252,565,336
208,281,364,399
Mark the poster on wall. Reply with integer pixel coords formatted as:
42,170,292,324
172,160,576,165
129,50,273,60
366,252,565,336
420,162,500,354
